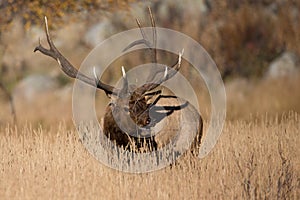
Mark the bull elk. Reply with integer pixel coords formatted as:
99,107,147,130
34,8,203,155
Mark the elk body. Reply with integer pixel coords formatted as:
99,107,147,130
34,8,203,155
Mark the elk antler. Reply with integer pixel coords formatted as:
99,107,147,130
138,49,184,94
123,7,184,96
34,16,118,96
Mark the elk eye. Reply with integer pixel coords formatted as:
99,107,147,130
124,107,129,113
146,118,151,125
109,102,116,107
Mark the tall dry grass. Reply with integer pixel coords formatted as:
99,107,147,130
226,74,300,120
0,112,299,199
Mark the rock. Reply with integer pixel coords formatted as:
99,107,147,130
266,51,299,78
13,74,58,103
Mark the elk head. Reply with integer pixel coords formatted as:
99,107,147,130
34,8,200,152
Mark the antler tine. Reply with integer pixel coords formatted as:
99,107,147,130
121,66,126,78
148,6,157,64
136,18,148,43
44,16,55,50
123,7,157,64
122,18,152,52
119,66,129,96
163,66,168,79
34,17,118,96
137,49,184,95
166,49,184,76
144,48,184,87
93,67,100,83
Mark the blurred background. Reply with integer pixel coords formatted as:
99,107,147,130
0,0,299,125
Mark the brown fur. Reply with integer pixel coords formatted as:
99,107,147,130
102,91,203,154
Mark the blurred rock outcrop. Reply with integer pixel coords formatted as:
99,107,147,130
266,51,299,78
13,74,58,103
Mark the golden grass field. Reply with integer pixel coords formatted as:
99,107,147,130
0,114,299,199
0,76,299,199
